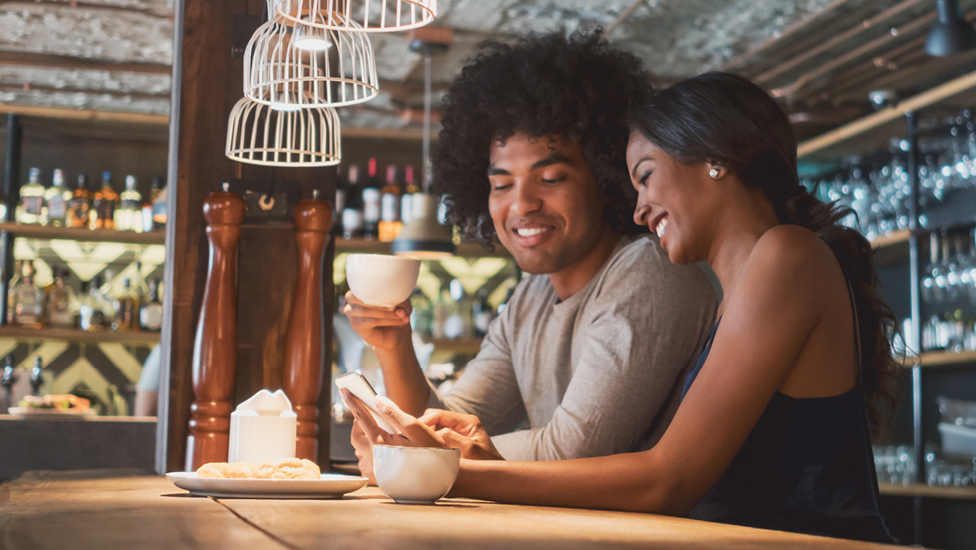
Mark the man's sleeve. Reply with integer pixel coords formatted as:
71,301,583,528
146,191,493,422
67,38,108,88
490,254,716,462
425,297,527,436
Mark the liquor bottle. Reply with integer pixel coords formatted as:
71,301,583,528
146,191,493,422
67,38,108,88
117,175,143,232
401,164,419,225
151,177,167,230
140,278,163,331
361,158,381,240
132,262,150,297
43,169,72,226
11,261,44,328
67,174,93,228
333,166,348,237
5,260,21,324
45,269,76,328
16,168,45,225
341,164,364,240
113,279,140,331
379,164,402,242
409,288,434,340
444,279,473,339
90,171,119,230
79,275,112,331
473,287,495,338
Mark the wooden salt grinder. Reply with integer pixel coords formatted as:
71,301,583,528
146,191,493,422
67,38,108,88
185,185,245,471
283,191,333,462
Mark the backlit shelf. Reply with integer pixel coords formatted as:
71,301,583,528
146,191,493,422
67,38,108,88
335,238,510,259
879,483,976,500
0,326,160,344
0,223,165,245
901,349,976,368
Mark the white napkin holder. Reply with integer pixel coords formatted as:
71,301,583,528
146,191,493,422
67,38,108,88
228,389,297,464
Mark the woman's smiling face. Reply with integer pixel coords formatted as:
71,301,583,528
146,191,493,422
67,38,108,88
626,130,719,265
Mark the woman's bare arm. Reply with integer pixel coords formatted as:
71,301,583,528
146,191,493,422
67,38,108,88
356,227,844,515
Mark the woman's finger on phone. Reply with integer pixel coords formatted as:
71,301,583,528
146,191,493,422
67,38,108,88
375,396,444,447
341,390,388,443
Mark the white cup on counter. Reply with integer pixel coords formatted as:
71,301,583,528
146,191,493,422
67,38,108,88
372,445,461,504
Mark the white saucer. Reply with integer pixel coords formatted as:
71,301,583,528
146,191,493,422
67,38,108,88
165,472,369,499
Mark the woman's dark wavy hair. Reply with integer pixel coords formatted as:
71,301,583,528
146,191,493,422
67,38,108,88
433,30,649,246
629,72,903,440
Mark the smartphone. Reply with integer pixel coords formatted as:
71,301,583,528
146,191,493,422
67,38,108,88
335,371,396,434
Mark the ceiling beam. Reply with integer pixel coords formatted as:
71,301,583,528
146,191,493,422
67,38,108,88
0,0,173,18
0,104,169,125
0,51,172,75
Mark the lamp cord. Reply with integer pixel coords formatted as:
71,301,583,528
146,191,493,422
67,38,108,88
422,48,432,194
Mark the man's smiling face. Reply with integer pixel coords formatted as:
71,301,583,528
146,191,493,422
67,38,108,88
487,132,607,275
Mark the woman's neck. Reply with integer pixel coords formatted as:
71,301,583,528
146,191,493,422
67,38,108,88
707,192,781,313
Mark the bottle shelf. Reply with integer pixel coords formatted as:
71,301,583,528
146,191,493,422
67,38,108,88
869,229,910,265
870,229,910,250
0,223,165,245
335,238,510,259
879,482,976,500
0,326,160,344
429,338,483,354
798,68,976,161
902,350,976,369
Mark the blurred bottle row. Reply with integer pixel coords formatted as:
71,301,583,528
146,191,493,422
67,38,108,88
6,260,163,332
336,158,426,242
337,278,513,341
12,168,167,232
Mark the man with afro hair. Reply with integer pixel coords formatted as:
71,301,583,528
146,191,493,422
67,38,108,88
345,30,717,473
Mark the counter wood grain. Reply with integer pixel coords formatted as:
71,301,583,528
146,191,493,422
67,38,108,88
0,472,904,550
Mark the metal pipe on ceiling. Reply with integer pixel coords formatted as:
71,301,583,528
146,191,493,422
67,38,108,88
722,0,858,74
755,0,931,85
772,8,938,99
600,0,646,42
780,7,976,105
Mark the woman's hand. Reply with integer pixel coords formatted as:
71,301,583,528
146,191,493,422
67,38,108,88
341,389,446,450
419,409,504,461
342,291,413,351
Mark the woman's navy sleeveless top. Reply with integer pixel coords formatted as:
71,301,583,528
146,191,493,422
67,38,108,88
681,320,896,544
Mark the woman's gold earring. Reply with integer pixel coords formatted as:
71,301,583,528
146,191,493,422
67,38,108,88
709,168,720,179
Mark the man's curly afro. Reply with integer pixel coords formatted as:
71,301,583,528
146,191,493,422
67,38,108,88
432,30,651,247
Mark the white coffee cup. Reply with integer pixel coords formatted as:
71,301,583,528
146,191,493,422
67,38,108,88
372,445,461,504
345,254,421,307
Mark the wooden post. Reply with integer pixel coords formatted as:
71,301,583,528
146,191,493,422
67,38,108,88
283,194,332,462
185,188,245,470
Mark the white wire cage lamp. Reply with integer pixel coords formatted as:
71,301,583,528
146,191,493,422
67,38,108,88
275,0,436,33
225,96,342,167
244,16,379,109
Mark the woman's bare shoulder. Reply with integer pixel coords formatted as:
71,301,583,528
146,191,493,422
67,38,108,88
751,225,837,276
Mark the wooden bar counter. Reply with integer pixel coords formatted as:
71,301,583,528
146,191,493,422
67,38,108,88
0,471,901,549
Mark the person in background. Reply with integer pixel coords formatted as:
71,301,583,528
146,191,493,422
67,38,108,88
133,345,160,417
344,72,902,544
343,31,718,477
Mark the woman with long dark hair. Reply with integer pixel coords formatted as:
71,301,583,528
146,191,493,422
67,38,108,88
343,72,902,544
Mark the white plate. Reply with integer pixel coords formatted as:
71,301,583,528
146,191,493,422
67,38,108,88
165,472,369,499
8,407,96,419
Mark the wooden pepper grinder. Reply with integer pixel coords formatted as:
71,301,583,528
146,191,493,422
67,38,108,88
186,183,245,471
283,190,333,462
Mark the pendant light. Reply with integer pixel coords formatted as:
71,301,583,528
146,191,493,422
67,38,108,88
225,97,341,167
925,0,976,57
244,16,379,110
392,40,454,259
275,0,436,33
